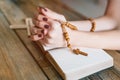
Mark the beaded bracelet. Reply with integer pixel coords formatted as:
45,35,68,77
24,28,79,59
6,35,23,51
61,18,96,56
88,18,96,32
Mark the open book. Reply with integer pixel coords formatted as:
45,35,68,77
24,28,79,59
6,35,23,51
44,46,113,80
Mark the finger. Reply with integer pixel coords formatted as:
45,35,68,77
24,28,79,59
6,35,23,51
30,27,38,35
33,14,54,30
37,36,49,46
30,26,48,40
37,6,47,15
37,21,51,30
37,28,48,35
30,34,44,41
39,7,66,21
33,16,49,28
33,14,48,22
32,18,39,27
36,14,48,21
31,27,43,34
30,30,50,45
34,14,55,25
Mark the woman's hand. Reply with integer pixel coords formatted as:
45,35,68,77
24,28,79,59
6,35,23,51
30,7,67,47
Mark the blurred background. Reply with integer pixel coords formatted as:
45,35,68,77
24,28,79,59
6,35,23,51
61,0,108,18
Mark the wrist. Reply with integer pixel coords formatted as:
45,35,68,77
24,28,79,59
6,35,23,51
68,21,93,31
69,30,98,48
68,30,85,47
96,16,118,30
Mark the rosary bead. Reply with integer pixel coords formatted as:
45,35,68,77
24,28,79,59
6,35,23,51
67,44,71,48
73,49,79,55
66,38,70,41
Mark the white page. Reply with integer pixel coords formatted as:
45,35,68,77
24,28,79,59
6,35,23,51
46,47,113,80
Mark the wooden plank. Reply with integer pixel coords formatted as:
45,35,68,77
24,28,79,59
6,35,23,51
12,0,86,20
0,0,62,80
88,74,102,80
0,46,21,80
0,11,47,80
80,77,90,80
105,50,120,72
98,68,120,80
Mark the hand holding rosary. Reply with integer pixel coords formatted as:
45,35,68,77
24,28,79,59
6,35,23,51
30,7,96,56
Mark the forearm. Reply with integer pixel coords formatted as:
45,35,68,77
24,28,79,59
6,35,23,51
69,16,117,31
68,0,120,32
69,30,120,50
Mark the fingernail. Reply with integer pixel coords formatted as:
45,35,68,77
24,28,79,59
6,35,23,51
44,25,49,29
43,17,48,21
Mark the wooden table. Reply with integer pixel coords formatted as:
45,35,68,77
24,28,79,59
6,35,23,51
0,0,120,80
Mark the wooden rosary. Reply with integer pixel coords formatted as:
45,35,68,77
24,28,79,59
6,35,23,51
61,18,95,56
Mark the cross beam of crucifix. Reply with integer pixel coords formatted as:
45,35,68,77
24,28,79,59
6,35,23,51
10,18,34,36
